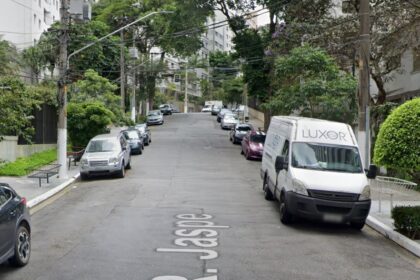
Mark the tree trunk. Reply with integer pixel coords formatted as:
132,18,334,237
371,73,387,104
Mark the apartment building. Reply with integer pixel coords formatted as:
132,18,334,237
0,0,60,49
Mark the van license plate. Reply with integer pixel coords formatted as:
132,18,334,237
323,214,343,223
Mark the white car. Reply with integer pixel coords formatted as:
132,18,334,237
201,105,212,112
80,134,131,179
147,110,164,125
221,113,239,130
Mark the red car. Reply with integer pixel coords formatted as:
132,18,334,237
241,130,266,160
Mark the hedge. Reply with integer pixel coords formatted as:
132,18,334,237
392,206,420,239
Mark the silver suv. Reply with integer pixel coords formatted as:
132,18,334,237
80,134,131,180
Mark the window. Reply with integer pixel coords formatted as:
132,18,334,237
39,19,41,29
413,47,420,72
0,188,12,206
34,14,37,24
281,140,289,157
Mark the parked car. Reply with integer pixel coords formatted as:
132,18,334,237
260,116,377,229
217,108,231,122
147,110,164,125
241,130,266,160
159,104,173,115
230,123,253,144
211,106,221,116
221,113,239,129
0,183,31,267
80,133,131,180
135,123,151,146
122,129,144,155
201,105,212,112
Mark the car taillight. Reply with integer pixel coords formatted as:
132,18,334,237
21,197,27,206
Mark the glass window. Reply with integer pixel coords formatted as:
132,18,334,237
291,143,363,173
251,135,266,143
237,126,252,131
0,188,12,206
124,131,140,140
86,140,117,153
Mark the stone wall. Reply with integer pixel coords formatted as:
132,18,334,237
0,136,56,162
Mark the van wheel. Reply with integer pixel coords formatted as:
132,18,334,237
279,193,293,224
80,173,89,180
350,221,365,230
10,225,31,267
263,179,274,201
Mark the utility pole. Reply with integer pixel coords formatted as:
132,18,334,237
57,0,70,179
120,30,125,111
184,63,188,113
130,31,137,122
358,0,371,167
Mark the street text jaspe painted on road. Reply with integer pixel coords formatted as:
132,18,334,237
154,213,230,280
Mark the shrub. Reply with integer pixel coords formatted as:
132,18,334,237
373,98,420,182
67,102,114,148
392,206,420,239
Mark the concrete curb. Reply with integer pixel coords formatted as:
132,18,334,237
27,173,80,209
366,215,420,258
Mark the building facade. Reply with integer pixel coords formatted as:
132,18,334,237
0,0,60,49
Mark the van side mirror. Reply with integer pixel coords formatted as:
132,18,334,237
366,164,377,179
275,156,285,173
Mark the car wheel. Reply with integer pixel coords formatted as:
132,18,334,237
126,158,131,169
279,193,293,224
139,148,143,155
233,137,238,144
350,221,365,230
245,150,251,160
10,225,31,267
240,147,244,155
80,173,89,180
117,162,125,178
263,178,274,201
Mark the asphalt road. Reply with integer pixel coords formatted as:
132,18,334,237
1,113,419,280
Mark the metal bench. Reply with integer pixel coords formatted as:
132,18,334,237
67,147,85,169
27,164,61,187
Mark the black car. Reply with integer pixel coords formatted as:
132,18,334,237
229,123,253,144
122,129,144,155
0,183,31,267
159,104,173,115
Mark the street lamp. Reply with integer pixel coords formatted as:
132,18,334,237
57,10,173,179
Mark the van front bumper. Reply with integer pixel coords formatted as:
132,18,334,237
285,192,371,224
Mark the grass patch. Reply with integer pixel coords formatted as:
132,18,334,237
0,149,57,176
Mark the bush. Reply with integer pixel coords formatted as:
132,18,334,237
67,102,114,148
373,98,420,182
392,206,420,239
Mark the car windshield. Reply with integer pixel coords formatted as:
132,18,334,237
225,115,237,120
159,105,168,108
237,126,252,131
250,134,266,143
291,142,363,173
124,131,139,140
136,126,146,133
86,140,116,153
148,111,160,116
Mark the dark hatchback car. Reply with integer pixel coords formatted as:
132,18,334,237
159,104,173,115
229,123,253,144
122,129,144,155
135,124,151,146
241,130,266,160
0,183,31,267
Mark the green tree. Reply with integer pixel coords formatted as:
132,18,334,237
222,77,244,105
0,39,19,76
22,46,47,84
0,77,40,142
67,102,115,148
264,45,357,123
374,98,420,182
70,69,122,122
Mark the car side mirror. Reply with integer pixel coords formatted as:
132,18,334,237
366,164,377,179
275,156,286,173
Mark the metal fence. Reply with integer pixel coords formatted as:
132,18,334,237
371,176,418,212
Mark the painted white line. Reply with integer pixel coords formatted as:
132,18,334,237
366,215,420,258
27,173,80,209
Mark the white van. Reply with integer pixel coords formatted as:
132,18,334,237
260,117,377,229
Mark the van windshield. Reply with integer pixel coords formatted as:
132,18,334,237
86,140,117,153
291,143,363,173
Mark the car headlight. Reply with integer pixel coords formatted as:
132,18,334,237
109,157,119,165
292,179,308,196
81,159,88,166
359,185,371,201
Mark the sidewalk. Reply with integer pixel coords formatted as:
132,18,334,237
0,163,80,210
247,113,420,258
